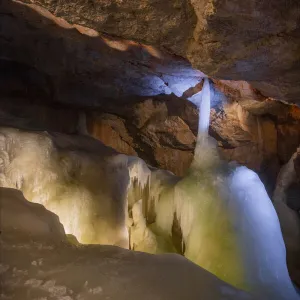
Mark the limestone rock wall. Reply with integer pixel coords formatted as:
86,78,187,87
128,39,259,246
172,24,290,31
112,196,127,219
9,0,300,104
1,0,299,183
0,0,202,106
1,84,300,191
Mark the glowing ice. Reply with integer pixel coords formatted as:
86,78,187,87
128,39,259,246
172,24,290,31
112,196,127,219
0,128,130,247
171,78,298,299
154,78,299,299
229,166,298,299
0,77,299,299
197,77,211,136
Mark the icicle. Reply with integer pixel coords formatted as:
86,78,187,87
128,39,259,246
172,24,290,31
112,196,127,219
198,78,211,137
191,78,220,171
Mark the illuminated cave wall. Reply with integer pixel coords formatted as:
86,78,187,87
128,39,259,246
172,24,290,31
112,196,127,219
1,0,300,296
1,0,300,189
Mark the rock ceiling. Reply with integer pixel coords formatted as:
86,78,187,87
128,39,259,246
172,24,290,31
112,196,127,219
1,0,300,105
1,0,300,189
2,0,299,104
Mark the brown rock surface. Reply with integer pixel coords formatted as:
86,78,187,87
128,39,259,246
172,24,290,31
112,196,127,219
273,149,300,287
87,113,138,156
188,1,300,103
0,0,202,106
294,151,300,182
12,0,300,104
1,0,300,185
86,95,197,176
0,188,66,240
1,84,299,190
278,125,300,164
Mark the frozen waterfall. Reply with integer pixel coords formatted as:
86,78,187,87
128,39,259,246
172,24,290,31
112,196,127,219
179,78,299,299
0,79,299,300
198,77,211,136
229,166,299,299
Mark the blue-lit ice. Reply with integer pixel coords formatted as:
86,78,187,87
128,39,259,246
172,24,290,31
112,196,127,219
177,78,299,299
229,166,298,299
0,78,299,299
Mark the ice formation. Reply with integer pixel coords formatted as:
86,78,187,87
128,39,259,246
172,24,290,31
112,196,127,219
137,78,299,299
175,78,298,299
0,78,299,299
155,80,246,288
1,187,257,300
229,166,298,299
0,128,130,247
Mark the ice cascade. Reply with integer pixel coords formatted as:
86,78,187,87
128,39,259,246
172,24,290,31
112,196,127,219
155,78,299,299
0,79,299,299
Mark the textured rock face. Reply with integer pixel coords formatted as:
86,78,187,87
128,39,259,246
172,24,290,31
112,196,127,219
0,188,66,240
295,152,300,181
0,0,202,106
273,149,300,287
278,125,300,163
11,0,300,104
87,95,197,175
14,0,197,56
1,84,300,186
188,0,300,103
1,0,300,180
209,80,300,192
